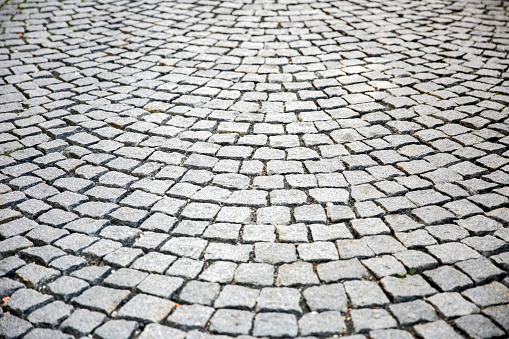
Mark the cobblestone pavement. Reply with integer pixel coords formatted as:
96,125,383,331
0,0,508,338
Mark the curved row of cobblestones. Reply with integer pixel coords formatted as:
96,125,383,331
0,0,508,338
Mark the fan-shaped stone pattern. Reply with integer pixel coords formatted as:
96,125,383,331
0,0,508,338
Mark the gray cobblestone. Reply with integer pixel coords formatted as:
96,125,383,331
1,1,508,337
428,292,479,319
166,304,214,330
351,309,397,333
4,288,53,317
389,299,438,325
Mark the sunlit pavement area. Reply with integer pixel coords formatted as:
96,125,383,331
0,0,509,338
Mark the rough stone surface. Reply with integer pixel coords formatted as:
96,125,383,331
0,1,508,337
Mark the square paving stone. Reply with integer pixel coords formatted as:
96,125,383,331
74,202,119,219
116,293,175,323
336,239,375,259
63,218,108,236
27,300,73,327
425,224,470,242
47,276,89,302
309,188,349,204
4,288,53,317
455,257,505,284
166,258,204,279
0,256,26,278
53,233,98,254
120,190,161,209
234,263,274,287
456,215,502,235
15,263,60,289
242,224,276,243
254,242,297,264
361,255,406,278
23,328,72,339
199,261,236,284
203,223,241,242
20,244,66,266
423,266,474,292
0,218,38,238
298,311,347,336
483,304,509,332
152,196,187,216
85,186,127,204
48,191,89,210
462,282,509,307
53,177,94,193
160,237,207,260
0,278,24,299
172,220,208,237
395,229,438,248
103,268,148,289
455,314,505,339
181,202,220,220
428,292,480,319
369,329,413,339
309,223,353,241
303,283,348,312
70,266,111,285
26,225,69,245
256,206,292,225
426,242,481,264
253,312,298,338
166,304,215,330
17,199,51,218
297,241,339,261
405,189,450,207
209,309,253,335
214,285,260,309
317,258,370,282
98,172,138,189
461,235,507,257
412,205,455,225
327,205,357,222
99,226,141,246
276,224,308,243
393,250,438,272
294,204,327,223
139,213,177,233
215,206,253,224
384,214,423,233
103,247,144,268
0,315,33,339
138,324,186,339
344,280,389,307
256,287,302,314
388,299,438,325
380,275,437,302
0,236,34,258
364,235,406,255
60,308,106,337
350,218,390,236
94,320,139,339
72,286,130,315
491,252,509,270
130,252,176,274
179,281,220,306
414,320,463,339
351,309,397,333
136,273,183,299
109,207,149,227
277,261,320,287
204,243,252,262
